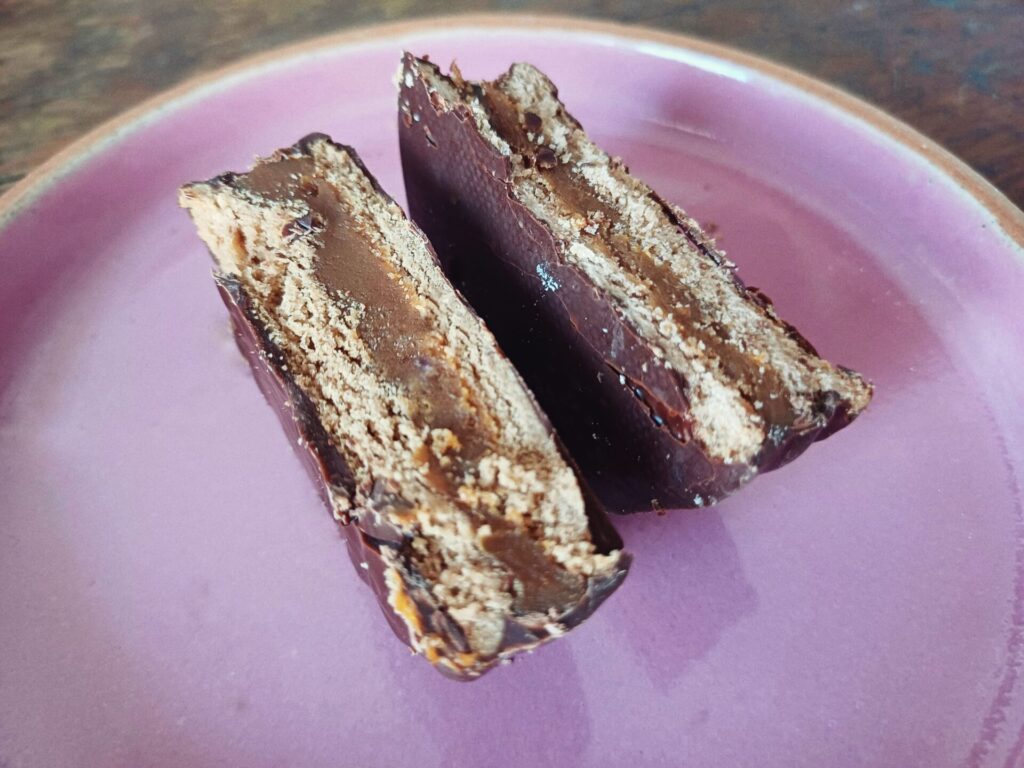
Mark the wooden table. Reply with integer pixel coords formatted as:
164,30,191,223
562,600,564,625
2,1,1022,207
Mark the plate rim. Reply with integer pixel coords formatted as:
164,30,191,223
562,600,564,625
0,12,1022,249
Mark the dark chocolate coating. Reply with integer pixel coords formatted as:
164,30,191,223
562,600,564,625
215,277,408,642
397,55,866,513
195,135,629,679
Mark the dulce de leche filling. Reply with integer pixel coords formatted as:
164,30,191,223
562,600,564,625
477,84,800,433
236,152,585,611
238,156,493,476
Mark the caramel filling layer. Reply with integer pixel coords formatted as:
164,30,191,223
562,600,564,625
240,157,492,475
236,153,585,612
478,84,798,430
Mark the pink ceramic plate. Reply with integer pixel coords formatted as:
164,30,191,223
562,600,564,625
2,15,1023,768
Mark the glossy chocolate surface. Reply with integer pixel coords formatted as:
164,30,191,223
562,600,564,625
398,55,865,513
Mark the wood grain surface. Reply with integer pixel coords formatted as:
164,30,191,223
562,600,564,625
1,1,1022,206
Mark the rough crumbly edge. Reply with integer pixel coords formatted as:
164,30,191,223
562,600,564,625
179,137,622,656
406,58,873,464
